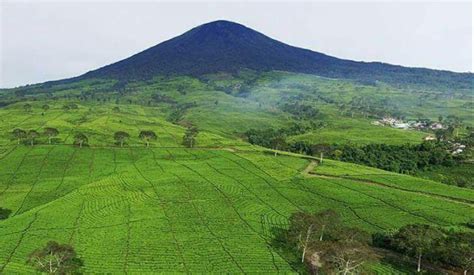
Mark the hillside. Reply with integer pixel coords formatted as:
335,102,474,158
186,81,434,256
4,71,472,140
0,19,473,274
0,101,472,273
0,74,437,146
66,20,472,90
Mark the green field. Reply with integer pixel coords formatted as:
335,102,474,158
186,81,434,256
0,103,472,273
3,71,469,147
0,71,472,273
1,145,473,273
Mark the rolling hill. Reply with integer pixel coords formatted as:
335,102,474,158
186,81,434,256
0,102,472,273
0,20,472,274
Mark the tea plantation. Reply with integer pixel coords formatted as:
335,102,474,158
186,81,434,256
0,103,472,273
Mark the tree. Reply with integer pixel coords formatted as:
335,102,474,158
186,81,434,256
27,130,40,146
63,103,78,111
112,106,120,112
23,103,32,112
73,133,88,148
114,131,130,147
287,212,318,263
467,219,474,229
392,224,444,272
439,232,474,275
12,128,27,144
42,104,50,112
15,90,26,98
27,241,82,274
284,210,375,274
299,223,314,264
287,210,340,264
138,130,157,147
311,144,331,165
320,228,375,275
435,129,448,142
314,209,340,241
446,115,463,137
375,224,474,274
0,207,12,220
337,103,346,115
182,127,198,148
270,136,287,156
43,128,59,144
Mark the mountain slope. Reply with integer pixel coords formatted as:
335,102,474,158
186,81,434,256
80,20,472,90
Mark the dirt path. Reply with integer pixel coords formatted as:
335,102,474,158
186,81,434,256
301,160,318,177
301,160,473,207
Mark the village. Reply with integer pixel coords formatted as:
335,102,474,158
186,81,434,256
372,117,467,155
372,116,445,131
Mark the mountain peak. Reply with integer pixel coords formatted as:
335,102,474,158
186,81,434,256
191,20,253,37
183,20,264,44
198,20,247,29
80,20,472,89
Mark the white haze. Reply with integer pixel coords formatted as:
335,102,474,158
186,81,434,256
0,0,472,88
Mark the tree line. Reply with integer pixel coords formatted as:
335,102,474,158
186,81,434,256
328,142,456,174
278,102,320,120
336,95,403,119
276,210,473,274
21,103,78,114
11,128,199,148
373,224,473,274
245,122,325,154
245,126,472,186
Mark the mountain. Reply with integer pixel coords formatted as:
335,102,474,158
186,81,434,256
79,20,472,90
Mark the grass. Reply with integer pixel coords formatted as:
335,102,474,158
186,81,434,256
0,143,472,272
3,71,470,147
289,116,426,145
0,71,472,273
416,163,474,188
0,102,246,148
313,160,474,204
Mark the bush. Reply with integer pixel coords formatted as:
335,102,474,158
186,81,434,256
0,207,12,220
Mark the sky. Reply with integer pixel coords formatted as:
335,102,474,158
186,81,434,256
0,0,472,88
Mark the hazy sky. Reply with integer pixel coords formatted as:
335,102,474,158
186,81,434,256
0,0,472,88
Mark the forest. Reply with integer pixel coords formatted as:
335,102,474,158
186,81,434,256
245,126,473,187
